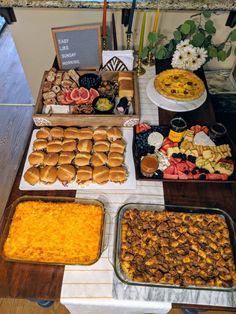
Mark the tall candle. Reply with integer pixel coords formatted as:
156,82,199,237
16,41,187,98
127,0,136,33
102,0,107,39
138,12,146,58
152,9,160,32
112,13,118,50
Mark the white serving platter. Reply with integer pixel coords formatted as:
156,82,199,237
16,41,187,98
146,77,207,112
19,128,136,190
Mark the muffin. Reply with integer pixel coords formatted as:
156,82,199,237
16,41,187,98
140,155,159,177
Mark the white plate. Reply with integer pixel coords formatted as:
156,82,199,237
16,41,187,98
19,128,136,190
146,77,207,112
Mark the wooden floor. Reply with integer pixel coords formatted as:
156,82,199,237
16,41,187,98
0,27,33,104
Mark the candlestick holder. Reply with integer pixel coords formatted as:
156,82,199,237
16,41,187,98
126,32,132,50
134,57,146,76
102,38,107,50
142,51,155,67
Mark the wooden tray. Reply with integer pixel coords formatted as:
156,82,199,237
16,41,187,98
133,125,236,183
33,70,140,127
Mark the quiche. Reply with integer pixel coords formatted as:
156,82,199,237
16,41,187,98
154,69,205,101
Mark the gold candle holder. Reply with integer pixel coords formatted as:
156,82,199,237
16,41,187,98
134,57,146,76
126,32,132,50
142,51,155,67
102,38,107,50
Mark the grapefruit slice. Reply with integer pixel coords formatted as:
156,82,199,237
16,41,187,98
89,88,100,102
70,88,81,101
79,87,90,102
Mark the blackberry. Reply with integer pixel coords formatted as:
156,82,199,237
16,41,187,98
184,170,189,175
172,153,178,158
199,174,206,180
177,153,182,159
192,169,197,175
187,155,196,163
148,145,155,154
182,154,187,161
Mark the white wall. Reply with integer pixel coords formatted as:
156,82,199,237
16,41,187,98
9,8,235,100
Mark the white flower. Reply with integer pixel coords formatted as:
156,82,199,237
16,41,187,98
185,57,202,71
195,47,208,65
171,50,187,69
176,39,192,51
182,45,197,60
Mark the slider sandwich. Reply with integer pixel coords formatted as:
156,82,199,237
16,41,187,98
93,140,110,153
77,139,93,153
46,140,62,153
93,166,110,184
36,127,50,139
64,127,80,139
33,139,47,151
62,139,77,152
109,166,127,183
58,151,75,165
107,152,124,167
24,167,40,185
74,152,91,167
93,128,107,141
57,165,76,184
90,152,108,167
107,127,122,141
40,166,57,184
110,139,126,154
77,127,94,140
50,127,64,139
76,166,93,184
28,151,45,166
43,153,59,166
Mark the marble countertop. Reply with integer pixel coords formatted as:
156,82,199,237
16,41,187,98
0,0,235,11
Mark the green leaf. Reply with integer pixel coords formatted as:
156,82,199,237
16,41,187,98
173,30,182,41
230,29,236,41
155,46,168,60
141,47,149,59
168,40,175,53
202,11,211,18
234,47,236,56
191,32,205,47
205,20,216,34
218,43,225,51
217,50,228,61
151,47,156,55
185,20,197,34
148,32,157,43
226,46,232,57
180,23,191,35
208,46,217,58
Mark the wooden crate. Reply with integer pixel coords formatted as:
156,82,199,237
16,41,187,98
33,70,140,127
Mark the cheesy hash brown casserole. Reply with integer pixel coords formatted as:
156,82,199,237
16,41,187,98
3,201,104,264
120,209,236,288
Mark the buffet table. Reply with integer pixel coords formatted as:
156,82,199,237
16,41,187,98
0,68,236,313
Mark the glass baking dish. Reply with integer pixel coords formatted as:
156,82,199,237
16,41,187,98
113,203,236,292
0,195,107,266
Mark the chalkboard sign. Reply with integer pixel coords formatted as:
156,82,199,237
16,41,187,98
52,24,102,70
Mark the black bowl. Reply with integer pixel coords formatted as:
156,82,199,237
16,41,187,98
79,73,101,89
92,96,115,114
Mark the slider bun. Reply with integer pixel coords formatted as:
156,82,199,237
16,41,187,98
93,140,110,153
28,151,45,165
110,139,126,154
74,152,91,166
33,139,47,151
57,165,76,183
43,153,59,166
62,139,77,152
64,127,80,139
76,166,93,183
93,166,110,184
77,139,93,153
93,128,107,141
108,152,124,167
90,152,108,167
58,151,75,165
24,167,40,185
50,127,64,139
36,127,50,139
46,140,62,153
107,127,122,141
109,166,127,183
77,128,93,140
40,166,57,183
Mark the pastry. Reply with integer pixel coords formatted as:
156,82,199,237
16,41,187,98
58,151,75,165
93,166,110,184
57,165,76,183
76,166,93,184
154,69,205,101
109,166,127,183
77,139,93,153
23,167,40,185
64,127,80,139
46,140,62,153
110,139,126,154
62,139,77,152
77,128,93,140
40,166,57,183
90,152,108,167
118,72,133,82
93,141,110,153
140,155,159,177
118,80,134,98
93,128,107,141
43,153,59,166
107,127,122,141
50,127,64,139
36,127,50,139
107,152,124,167
74,153,91,167
28,151,45,166
33,139,47,151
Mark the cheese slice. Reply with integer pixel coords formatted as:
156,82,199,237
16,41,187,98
193,131,215,146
